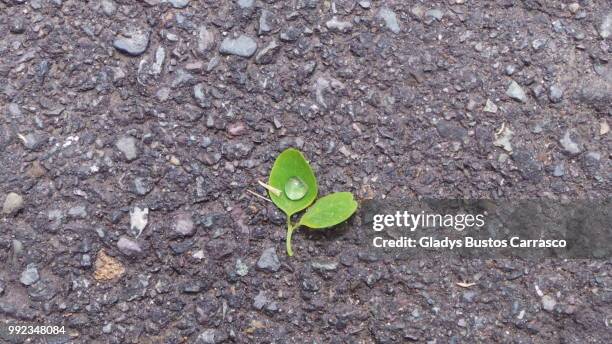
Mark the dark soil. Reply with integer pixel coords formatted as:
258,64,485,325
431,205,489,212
0,0,610,343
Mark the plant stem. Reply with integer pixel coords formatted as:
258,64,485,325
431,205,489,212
286,217,294,256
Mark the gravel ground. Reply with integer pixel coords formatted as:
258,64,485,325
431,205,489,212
1,0,611,343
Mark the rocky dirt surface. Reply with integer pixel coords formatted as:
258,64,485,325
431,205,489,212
1,0,611,343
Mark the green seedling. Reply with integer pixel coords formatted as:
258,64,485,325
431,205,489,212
265,148,358,256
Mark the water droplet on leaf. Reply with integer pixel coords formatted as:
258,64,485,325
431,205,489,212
285,177,308,200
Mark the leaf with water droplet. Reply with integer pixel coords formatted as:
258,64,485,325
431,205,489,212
285,177,308,200
265,148,358,257
268,148,317,216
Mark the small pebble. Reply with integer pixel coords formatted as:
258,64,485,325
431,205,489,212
326,17,353,32
10,16,26,34
115,136,139,161
228,122,246,136
68,205,87,219
600,121,609,135
3,192,24,215
196,26,215,56
549,84,564,103
568,3,580,13
169,155,181,166
358,1,371,9
113,29,150,56
259,10,274,34
219,35,257,57
174,212,195,237
253,291,268,310
130,206,149,237
599,12,612,39
483,99,498,113
237,0,253,9
553,164,565,177
311,260,338,271
255,40,280,65
542,295,556,312
257,247,280,272
378,8,400,34
117,236,144,257
164,0,190,9
236,259,249,276
494,126,514,152
532,38,547,51
20,263,39,286
101,0,117,16
506,80,528,102
559,130,582,155
425,9,444,22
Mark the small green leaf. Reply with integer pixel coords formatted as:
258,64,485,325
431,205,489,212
268,148,318,216
298,192,358,229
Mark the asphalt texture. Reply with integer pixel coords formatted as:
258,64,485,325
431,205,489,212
0,0,611,343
